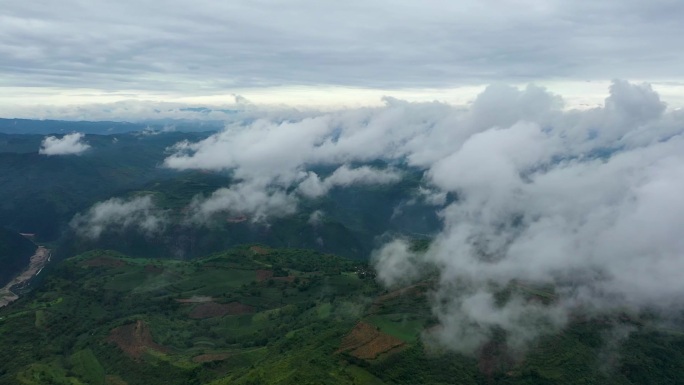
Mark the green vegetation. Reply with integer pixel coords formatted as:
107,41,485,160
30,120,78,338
2,246,684,384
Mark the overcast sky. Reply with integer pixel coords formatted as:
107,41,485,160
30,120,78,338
2,0,684,113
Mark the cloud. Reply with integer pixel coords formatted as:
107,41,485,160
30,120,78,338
368,80,684,354
297,165,402,198
2,1,684,105
70,196,167,239
186,182,298,224
308,210,325,226
164,117,333,184
39,132,90,155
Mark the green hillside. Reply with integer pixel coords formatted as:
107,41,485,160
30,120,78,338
0,228,36,286
1,246,683,384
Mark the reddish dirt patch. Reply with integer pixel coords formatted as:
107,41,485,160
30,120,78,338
337,322,405,360
351,333,405,359
189,301,255,319
273,276,296,283
82,256,126,268
477,340,515,378
256,270,294,283
374,283,427,304
105,375,129,385
256,269,274,282
107,320,169,359
249,246,270,255
144,264,164,274
192,353,233,363
370,283,428,314
176,296,214,303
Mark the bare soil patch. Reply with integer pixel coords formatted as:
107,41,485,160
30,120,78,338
144,264,164,274
256,269,274,282
107,320,169,359
189,301,255,319
350,333,405,360
369,283,428,314
192,353,233,363
105,375,129,385
273,276,295,283
337,322,405,360
249,246,270,255
175,296,214,303
374,283,428,304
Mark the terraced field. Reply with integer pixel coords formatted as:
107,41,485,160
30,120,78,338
1,246,684,385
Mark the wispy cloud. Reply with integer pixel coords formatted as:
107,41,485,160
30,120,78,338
297,165,402,198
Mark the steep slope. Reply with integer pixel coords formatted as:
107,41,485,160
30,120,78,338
0,227,36,286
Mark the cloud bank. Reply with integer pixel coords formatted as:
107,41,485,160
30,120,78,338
39,132,90,155
161,79,684,354
68,80,684,355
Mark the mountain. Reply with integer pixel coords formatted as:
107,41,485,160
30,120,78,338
0,228,36,287
0,118,224,135
1,247,683,385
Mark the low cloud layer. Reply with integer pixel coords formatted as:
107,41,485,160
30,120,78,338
186,182,298,224
371,81,684,354
69,80,684,355
162,79,684,354
70,196,166,239
39,132,90,155
297,165,402,198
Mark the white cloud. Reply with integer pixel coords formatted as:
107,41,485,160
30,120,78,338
186,181,298,224
297,165,402,198
70,196,166,239
368,80,684,354
39,132,90,155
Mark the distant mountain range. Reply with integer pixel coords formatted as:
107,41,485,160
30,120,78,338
0,118,224,135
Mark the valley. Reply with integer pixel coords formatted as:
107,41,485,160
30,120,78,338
0,246,50,308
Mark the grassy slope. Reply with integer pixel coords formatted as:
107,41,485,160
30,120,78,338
1,247,684,384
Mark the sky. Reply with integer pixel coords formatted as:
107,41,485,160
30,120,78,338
2,0,684,117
